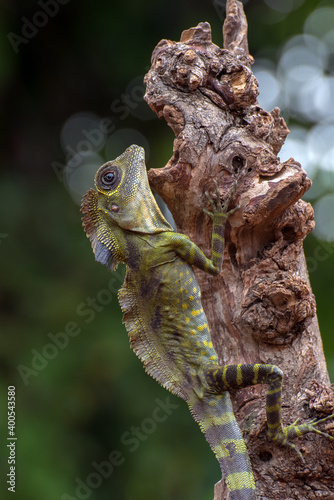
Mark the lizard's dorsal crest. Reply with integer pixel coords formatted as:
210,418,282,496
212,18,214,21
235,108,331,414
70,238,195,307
95,145,173,234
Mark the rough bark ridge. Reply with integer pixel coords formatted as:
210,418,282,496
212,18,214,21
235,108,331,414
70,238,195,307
144,1,334,499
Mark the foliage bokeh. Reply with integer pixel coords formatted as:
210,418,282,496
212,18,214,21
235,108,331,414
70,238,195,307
1,1,334,500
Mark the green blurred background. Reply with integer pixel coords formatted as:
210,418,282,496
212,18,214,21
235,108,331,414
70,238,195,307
1,1,334,499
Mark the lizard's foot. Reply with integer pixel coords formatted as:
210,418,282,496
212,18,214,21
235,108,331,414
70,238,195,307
270,414,334,462
204,180,239,219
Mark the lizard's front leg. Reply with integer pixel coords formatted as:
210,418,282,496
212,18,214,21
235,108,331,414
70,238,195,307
203,180,238,273
171,180,238,275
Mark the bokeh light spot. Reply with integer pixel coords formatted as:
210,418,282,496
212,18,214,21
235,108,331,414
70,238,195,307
304,7,334,40
61,112,108,154
64,153,104,205
264,0,304,14
253,63,282,111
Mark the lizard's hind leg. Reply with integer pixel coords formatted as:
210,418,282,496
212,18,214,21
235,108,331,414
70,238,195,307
204,363,334,460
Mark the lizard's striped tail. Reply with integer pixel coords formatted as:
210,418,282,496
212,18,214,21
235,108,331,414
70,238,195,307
188,391,256,500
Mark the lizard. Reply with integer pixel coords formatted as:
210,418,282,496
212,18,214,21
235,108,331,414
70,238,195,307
81,144,333,500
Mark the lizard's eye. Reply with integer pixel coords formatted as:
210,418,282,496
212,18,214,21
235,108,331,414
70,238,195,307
97,165,121,190
103,172,115,184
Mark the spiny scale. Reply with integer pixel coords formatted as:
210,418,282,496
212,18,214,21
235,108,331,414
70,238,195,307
81,145,334,500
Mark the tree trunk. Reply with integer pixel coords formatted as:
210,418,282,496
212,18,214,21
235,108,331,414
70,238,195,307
144,1,334,499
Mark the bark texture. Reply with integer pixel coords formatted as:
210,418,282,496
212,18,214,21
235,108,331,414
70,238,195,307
144,1,334,499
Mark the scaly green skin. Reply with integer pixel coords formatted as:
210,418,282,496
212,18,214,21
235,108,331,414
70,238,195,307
81,144,333,500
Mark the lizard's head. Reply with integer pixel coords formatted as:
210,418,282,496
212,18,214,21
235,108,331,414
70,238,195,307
81,144,172,236
94,144,146,216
